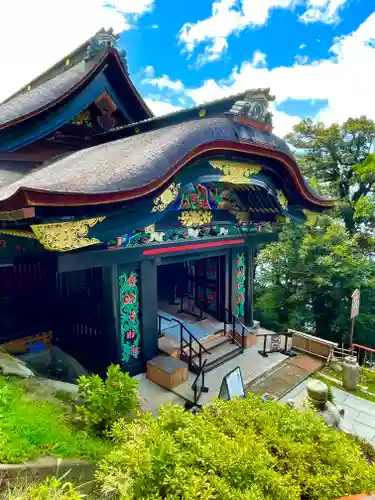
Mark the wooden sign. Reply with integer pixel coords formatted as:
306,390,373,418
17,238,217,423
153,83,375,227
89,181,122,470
351,289,360,319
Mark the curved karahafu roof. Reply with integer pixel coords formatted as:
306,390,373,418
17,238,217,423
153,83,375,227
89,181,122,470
0,116,332,211
0,89,334,253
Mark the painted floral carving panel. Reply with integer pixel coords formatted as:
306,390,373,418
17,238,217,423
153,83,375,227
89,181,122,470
236,253,246,319
119,270,140,363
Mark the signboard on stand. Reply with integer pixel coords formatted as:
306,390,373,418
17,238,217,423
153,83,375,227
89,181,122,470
349,289,360,349
218,367,245,401
351,289,360,319
270,335,282,352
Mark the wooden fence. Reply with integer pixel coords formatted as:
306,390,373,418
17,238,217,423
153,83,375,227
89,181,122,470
288,329,338,360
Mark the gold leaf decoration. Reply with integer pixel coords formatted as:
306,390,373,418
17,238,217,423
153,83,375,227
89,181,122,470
233,211,250,225
31,217,105,252
145,224,156,233
152,182,180,212
210,160,261,184
179,210,213,227
277,190,288,208
0,229,37,239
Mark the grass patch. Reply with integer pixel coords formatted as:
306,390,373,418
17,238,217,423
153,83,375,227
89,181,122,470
53,390,77,406
315,374,375,404
0,376,110,464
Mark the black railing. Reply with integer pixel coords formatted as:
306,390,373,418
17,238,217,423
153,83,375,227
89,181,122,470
157,313,172,338
222,307,245,353
192,359,209,406
157,309,245,375
177,318,211,372
157,312,210,372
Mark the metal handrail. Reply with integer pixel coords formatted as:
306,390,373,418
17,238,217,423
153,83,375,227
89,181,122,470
221,306,245,352
157,313,172,337
353,343,374,367
168,316,210,371
192,359,208,405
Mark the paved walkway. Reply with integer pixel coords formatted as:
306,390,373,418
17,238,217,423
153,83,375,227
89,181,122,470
280,380,375,443
247,354,324,398
137,335,287,414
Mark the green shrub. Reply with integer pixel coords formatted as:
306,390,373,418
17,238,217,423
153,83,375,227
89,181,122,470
75,364,138,435
97,396,375,500
327,384,334,404
0,376,108,464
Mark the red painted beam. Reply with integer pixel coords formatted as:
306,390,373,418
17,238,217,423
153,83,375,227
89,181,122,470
142,238,245,256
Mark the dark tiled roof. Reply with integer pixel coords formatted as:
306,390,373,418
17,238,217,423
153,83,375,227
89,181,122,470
0,57,101,128
0,116,292,201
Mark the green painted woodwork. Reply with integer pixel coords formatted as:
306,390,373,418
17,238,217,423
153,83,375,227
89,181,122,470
118,270,140,363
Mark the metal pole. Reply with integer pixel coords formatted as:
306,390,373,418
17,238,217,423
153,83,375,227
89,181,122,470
349,318,355,351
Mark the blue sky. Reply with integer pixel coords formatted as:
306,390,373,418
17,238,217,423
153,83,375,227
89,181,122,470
0,0,374,136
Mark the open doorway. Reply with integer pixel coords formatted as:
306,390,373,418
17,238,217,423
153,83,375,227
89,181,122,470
157,255,227,343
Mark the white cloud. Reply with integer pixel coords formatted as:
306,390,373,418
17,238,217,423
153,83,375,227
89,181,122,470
272,108,301,138
142,75,184,91
104,0,154,16
178,0,350,65
301,0,349,23
186,11,375,136
144,65,156,77
294,54,309,64
299,43,307,49
144,99,183,116
252,50,267,67
178,0,294,65
0,0,154,103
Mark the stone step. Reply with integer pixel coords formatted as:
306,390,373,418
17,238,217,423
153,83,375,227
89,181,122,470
147,355,189,390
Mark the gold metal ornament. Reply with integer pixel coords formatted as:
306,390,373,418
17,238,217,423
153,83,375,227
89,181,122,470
0,229,37,239
145,224,156,233
233,211,250,225
31,217,105,252
179,210,213,227
152,182,180,212
210,160,261,184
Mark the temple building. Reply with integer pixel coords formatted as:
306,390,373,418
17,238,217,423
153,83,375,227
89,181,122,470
0,29,334,383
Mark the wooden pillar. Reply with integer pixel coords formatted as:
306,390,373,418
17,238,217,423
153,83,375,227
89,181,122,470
140,259,158,364
103,260,158,376
230,249,238,319
224,253,231,320
245,244,255,328
102,264,122,367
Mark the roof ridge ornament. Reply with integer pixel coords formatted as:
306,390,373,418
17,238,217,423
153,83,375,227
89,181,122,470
84,28,128,70
227,88,275,126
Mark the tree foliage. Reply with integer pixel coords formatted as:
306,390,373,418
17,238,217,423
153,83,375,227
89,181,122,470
285,117,375,237
96,398,375,500
255,216,375,344
256,116,375,346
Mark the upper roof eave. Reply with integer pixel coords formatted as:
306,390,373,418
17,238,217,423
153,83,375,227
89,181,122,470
0,116,335,213
0,33,152,131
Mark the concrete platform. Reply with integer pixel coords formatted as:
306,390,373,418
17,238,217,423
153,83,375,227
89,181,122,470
136,335,287,414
